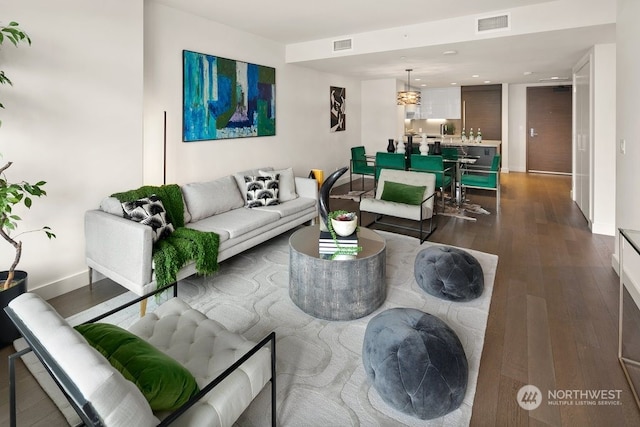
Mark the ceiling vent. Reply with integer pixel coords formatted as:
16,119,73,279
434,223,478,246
476,13,510,33
333,38,353,52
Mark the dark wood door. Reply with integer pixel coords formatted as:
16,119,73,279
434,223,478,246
461,85,502,140
526,86,572,174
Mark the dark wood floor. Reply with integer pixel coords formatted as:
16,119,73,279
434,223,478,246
2,172,639,426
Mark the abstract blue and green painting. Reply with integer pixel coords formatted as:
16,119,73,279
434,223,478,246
183,50,276,141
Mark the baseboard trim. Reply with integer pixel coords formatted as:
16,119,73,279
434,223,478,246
30,271,89,300
591,221,615,237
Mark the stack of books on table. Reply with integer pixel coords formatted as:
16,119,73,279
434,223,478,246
318,231,358,258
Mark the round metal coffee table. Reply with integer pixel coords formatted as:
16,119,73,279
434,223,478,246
289,225,386,320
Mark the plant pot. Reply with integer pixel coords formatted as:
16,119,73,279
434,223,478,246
331,217,358,237
1,270,27,347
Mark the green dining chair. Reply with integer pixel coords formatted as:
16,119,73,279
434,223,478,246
374,152,406,181
410,154,453,211
460,154,501,210
350,146,376,191
441,147,459,161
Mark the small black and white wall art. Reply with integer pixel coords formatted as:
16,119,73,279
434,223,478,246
330,86,346,132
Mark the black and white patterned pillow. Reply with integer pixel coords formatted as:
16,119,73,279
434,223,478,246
244,174,279,208
121,195,174,242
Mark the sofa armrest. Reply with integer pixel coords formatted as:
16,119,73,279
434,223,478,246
295,176,318,200
84,210,153,294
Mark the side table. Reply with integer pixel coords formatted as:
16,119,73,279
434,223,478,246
289,225,386,321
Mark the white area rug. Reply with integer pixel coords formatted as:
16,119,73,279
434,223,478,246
15,228,498,427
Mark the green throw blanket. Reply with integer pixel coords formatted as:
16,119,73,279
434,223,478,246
112,185,219,288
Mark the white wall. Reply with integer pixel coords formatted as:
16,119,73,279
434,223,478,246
0,0,144,297
615,0,640,258
591,44,616,236
508,84,528,172
0,0,362,299
144,3,362,186
361,79,399,154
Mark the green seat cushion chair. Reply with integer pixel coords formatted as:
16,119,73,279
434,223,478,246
350,146,376,190
374,152,406,180
350,146,375,175
410,155,452,189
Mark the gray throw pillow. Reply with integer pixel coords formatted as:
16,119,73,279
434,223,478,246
259,167,298,202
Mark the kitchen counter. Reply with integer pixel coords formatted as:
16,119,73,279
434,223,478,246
440,139,501,148
406,135,501,148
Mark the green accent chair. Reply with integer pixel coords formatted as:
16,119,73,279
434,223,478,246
441,147,459,161
374,152,406,181
350,146,376,191
410,155,453,211
460,154,501,210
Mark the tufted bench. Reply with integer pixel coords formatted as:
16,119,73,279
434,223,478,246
5,286,275,427
414,245,484,301
362,308,468,420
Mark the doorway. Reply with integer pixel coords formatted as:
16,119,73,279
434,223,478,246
526,86,573,174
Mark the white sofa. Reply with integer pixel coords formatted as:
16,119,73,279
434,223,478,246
85,167,318,297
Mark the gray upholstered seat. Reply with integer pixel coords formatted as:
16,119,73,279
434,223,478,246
414,246,484,301
362,308,468,420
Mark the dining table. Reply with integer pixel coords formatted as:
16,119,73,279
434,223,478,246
444,156,478,206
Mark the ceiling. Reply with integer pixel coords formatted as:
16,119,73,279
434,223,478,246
153,0,616,87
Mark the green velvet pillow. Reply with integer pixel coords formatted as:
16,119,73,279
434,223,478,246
75,323,200,411
380,181,426,205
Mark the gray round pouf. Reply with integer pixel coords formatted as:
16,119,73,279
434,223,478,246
414,246,484,301
362,308,468,420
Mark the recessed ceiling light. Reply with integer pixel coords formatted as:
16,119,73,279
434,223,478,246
484,80,492,84
450,82,457,85
415,78,421,81
472,74,479,78
443,50,457,55
538,76,570,82
420,84,427,87
523,71,533,75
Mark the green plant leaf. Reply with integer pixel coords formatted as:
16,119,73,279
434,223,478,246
24,197,32,208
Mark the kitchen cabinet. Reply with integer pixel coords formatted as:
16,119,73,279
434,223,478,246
420,87,461,119
461,85,502,140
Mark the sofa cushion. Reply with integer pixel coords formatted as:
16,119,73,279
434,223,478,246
252,196,316,217
181,176,245,222
121,195,175,242
190,207,280,239
100,196,124,216
75,323,200,412
243,175,280,207
260,167,298,202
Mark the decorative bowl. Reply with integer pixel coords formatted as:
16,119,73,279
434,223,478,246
331,216,358,237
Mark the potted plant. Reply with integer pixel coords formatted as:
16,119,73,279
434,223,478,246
0,159,55,345
326,210,362,260
0,21,55,346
